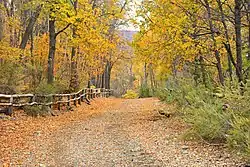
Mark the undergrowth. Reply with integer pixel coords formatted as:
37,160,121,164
156,77,250,160
122,90,139,99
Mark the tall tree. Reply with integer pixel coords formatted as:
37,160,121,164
19,5,42,50
47,1,72,84
0,0,4,41
69,0,79,91
203,0,224,85
235,0,244,82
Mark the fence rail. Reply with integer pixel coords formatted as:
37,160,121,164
0,88,112,114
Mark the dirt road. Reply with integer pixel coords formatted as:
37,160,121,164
0,98,245,166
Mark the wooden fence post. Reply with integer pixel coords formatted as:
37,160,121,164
67,95,70,107
86,88,89,100
97,88,100,98
9,96,13,116
58,96,62,111
74,94,77,106
81,89,85,102
100,88,103,98
90,88,93,99
49,95,53,109
0,87,112,113
32,95,36,104
78,92,81,105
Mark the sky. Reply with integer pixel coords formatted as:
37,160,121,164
119,0,141,31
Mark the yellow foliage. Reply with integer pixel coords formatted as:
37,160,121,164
122,90,139,99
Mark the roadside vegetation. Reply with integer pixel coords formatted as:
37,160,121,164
132,0,250,160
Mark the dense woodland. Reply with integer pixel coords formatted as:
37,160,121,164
133,0,250,88
132,0,250,160
0,0,133,95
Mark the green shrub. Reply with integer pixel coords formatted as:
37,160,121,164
0,63,23,91
23,105,51,117
155,88,175,103
35,81,69,95
227,116,250,158
35,83,56,95
122,90,139,99
157,77,250,159
156,78,215,107
185,102,231,142
28,82,68,117
139,85,152,98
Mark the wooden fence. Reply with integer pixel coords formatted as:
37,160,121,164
0,88,112,113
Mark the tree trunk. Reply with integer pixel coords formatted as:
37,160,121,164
101,61,112,89
9,0,15,47
235,0,244,82
19,5,42,50
204,0,224,85
47,19,56,84
0,0,4,64
216,0,234,81
247,0,250,61
143,62,148,87
105,61,111,89
69,46,79,91
200,56,207,87
101,72,105,88
97,73,102,88
30,27,36,89
69,0,79,91
149,63,155,91
0,0,4,41
96,73,100,88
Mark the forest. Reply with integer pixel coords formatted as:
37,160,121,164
0,0,132,95
132,0,250,160
0,0,250,164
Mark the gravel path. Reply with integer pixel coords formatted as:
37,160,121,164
4,98,246,166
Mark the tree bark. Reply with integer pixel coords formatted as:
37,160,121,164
235,0,244,82
69,0,79,91
143,62,148,87
216,0,235,81
30,27,36,88
47,13,71,84
19,5,42,50
47,19,56,84
0,0,4,41
101,61,112,89
149,63,155,91
9,0,15,47
105,61,111,89
246,0,250,61
96,73,100,88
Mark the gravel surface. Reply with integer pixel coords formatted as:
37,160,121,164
2,98,247,166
